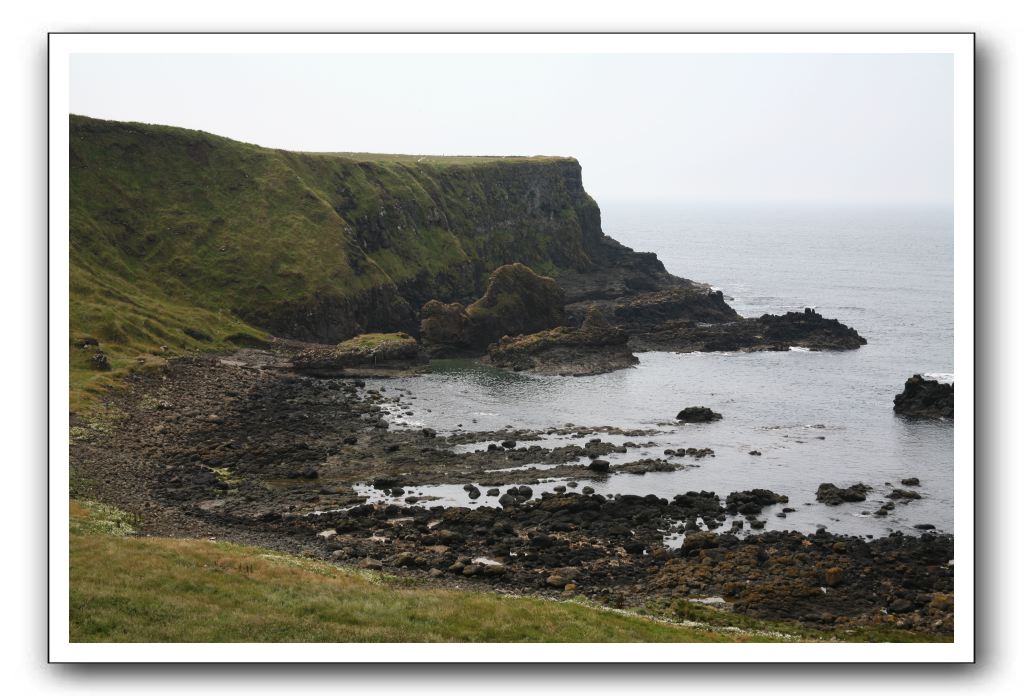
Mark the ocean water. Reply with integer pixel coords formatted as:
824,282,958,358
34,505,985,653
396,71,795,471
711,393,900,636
366,203,954,538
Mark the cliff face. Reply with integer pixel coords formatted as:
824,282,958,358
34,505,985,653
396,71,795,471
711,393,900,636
69,115,681,359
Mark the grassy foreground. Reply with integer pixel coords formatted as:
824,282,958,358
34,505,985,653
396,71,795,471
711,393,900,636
69,501,772,643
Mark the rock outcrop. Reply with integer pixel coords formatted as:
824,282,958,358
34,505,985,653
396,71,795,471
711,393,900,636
291,332,426,377
487,307,638,376
816,483,871,505
630,308,866,353
675,407,722,423
421,263,566,355
893,375,954,419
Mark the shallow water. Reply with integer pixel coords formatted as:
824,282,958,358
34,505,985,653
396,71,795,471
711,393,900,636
366,204,954,538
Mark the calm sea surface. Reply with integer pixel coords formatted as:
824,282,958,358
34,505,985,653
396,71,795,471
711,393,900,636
366,204,954,538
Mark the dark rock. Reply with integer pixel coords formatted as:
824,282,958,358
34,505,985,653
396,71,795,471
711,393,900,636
675,407,722,423
588,459,611,473
887,489,922,501
90,351,111,371
632,307,866,353
901,477,921,487
888,598,914,614
816,483,871,505
725,489,788,515
893,375,953,419
487,307,638,376
292,332,426,377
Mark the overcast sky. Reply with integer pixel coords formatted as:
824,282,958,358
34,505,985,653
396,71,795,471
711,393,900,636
70,53,952,207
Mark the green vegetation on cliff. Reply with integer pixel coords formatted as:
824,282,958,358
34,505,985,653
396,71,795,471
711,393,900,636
69,115,610,407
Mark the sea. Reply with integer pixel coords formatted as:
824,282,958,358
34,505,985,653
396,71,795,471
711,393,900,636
363,203,955,539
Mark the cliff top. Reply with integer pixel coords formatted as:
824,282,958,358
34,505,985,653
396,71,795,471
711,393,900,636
70,114,577,168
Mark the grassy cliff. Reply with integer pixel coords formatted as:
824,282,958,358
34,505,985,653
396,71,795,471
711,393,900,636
69,115,611,405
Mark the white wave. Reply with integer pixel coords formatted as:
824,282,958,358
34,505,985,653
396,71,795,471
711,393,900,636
788,346,811,353
923,372,954,384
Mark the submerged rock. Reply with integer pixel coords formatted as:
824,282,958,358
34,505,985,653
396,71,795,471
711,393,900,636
893,375,953,419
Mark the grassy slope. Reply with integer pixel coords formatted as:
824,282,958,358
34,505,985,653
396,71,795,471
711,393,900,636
69,501,946,643
69,501,754,643
70,115,599,410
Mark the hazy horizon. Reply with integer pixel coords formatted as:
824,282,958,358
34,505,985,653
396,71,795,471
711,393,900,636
70,52,953,208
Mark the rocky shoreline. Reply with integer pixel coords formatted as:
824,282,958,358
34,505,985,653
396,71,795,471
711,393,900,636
70,349,953,635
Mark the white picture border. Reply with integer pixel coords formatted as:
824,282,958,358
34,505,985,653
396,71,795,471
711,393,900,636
48,32,975,663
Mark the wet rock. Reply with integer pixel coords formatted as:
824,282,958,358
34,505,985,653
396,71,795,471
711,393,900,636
725,489,788,515
634,307,866,353
588,459,611,473
901,477,921,486
749,450,762,456
893,375,953,419
816,482,871,505
486,488,500,496
487,307,638,376
887,489,922,501
675,406,722,423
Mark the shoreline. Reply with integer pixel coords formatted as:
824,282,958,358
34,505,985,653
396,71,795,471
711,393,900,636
70,347,954,636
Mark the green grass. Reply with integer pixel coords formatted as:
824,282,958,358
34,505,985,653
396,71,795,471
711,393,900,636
335,332,414,350
69,501,777,643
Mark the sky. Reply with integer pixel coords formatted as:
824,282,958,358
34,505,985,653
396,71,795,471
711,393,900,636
70,53,953,207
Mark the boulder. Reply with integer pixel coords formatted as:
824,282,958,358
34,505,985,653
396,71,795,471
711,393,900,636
675,406,722,423
725,489,788,515
816,482,871,505
893,375,954,419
